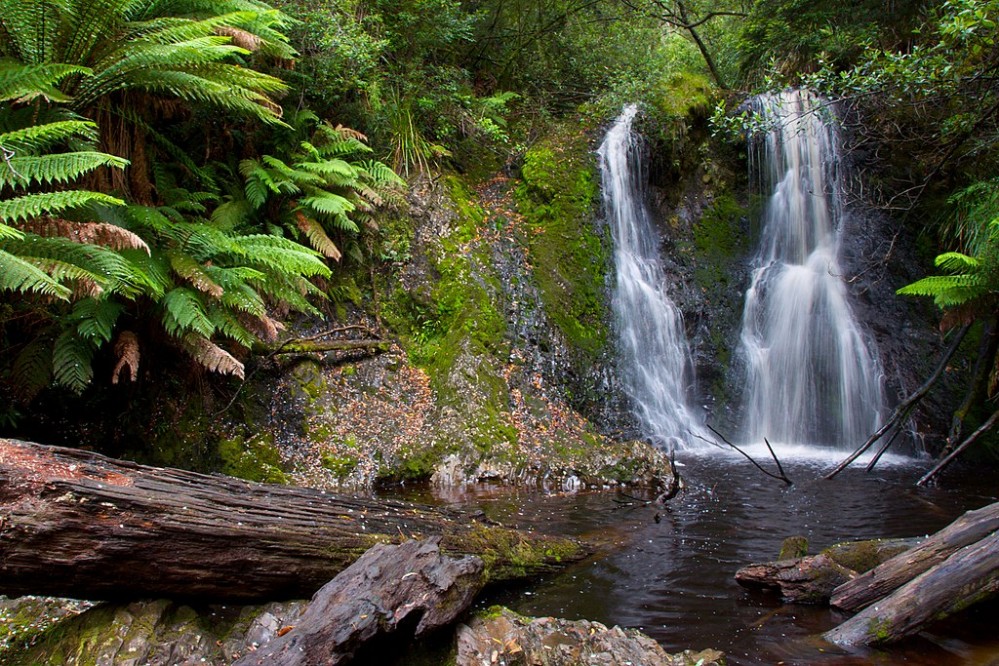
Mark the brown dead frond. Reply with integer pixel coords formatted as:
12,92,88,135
295,211,342,260
182,334,245,379
111,330,140,384
22,218,151,254
238,311,285,343
216,26,263,51
333,124,367,142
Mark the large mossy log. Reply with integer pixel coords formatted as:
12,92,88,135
830,501,999,612
0,438,589,602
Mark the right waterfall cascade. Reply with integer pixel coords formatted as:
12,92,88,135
738,89,885,449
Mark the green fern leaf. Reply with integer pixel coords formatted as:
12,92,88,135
11,335,54,401
0,190,124,224
71,298,124,344
0,152,129,188
161,287,216,339
52,329,96,394
0,247,72,299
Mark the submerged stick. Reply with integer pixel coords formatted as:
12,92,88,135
701,425,792,486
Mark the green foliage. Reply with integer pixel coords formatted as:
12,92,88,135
898,180,999,313
516,128,609,362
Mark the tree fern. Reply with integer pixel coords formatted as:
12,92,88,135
0,151,129,188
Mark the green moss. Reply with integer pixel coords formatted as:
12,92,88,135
321,452,359,479
217,433,289,484
648,72,715,125
447,523,588,582
692,193,749,291
515,127,610,363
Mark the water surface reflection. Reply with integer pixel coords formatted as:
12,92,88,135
397,454,997,665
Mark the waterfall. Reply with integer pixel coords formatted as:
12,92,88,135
602,105,703,450
738,90,883,449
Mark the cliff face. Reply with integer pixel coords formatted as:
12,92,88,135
229,124,670,491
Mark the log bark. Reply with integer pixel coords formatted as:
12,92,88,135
0,438,589,602
234,539,484,666
830,501,999,612
823,531,999,646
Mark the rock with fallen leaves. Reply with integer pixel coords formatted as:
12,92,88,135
456,607,724,666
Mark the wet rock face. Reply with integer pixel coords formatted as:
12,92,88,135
456,607,724,666
233,170,674,491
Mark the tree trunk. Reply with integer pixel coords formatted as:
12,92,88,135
823,531,999,646
234,539,484,666
829,501,999,612
0,438,590,602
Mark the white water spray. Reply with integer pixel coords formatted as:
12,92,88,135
738,90,884,449
602,105,704,449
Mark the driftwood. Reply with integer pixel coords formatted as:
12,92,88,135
829,501,999,612
735,538,919,604
824,531,999,646
234,539,484,666
0,438,589,602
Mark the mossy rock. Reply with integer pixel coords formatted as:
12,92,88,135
218,433,289,484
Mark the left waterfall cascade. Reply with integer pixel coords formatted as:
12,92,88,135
602,104,706,451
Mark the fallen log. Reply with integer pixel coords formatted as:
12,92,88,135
830,500,999,612
235,539,484,666
0,438,589,602
823,531,999,646
735,538,919,604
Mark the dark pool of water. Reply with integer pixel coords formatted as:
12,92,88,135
395,450,998,665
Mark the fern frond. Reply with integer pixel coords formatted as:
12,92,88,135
52,329,95,393
181,333,245,378
161,286,215,338
0,221,24,241
11,335,54,401
236,234,332,278
168,250,223,298
294,211,341,260
0,119,99,153
21,218,150,253
934,251,979,272
71,297,124,344
207,307,255,347
0,190,125,224
300,191,356,219
111,330,140,384
0,152,129,188
0,61,91,103
0,247,72,299
897,274,986,308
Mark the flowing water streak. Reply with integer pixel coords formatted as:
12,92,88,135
601,105,703,449
739,90,883,448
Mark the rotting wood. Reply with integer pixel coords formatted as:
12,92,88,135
234,539,485,666
0,438,590,602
